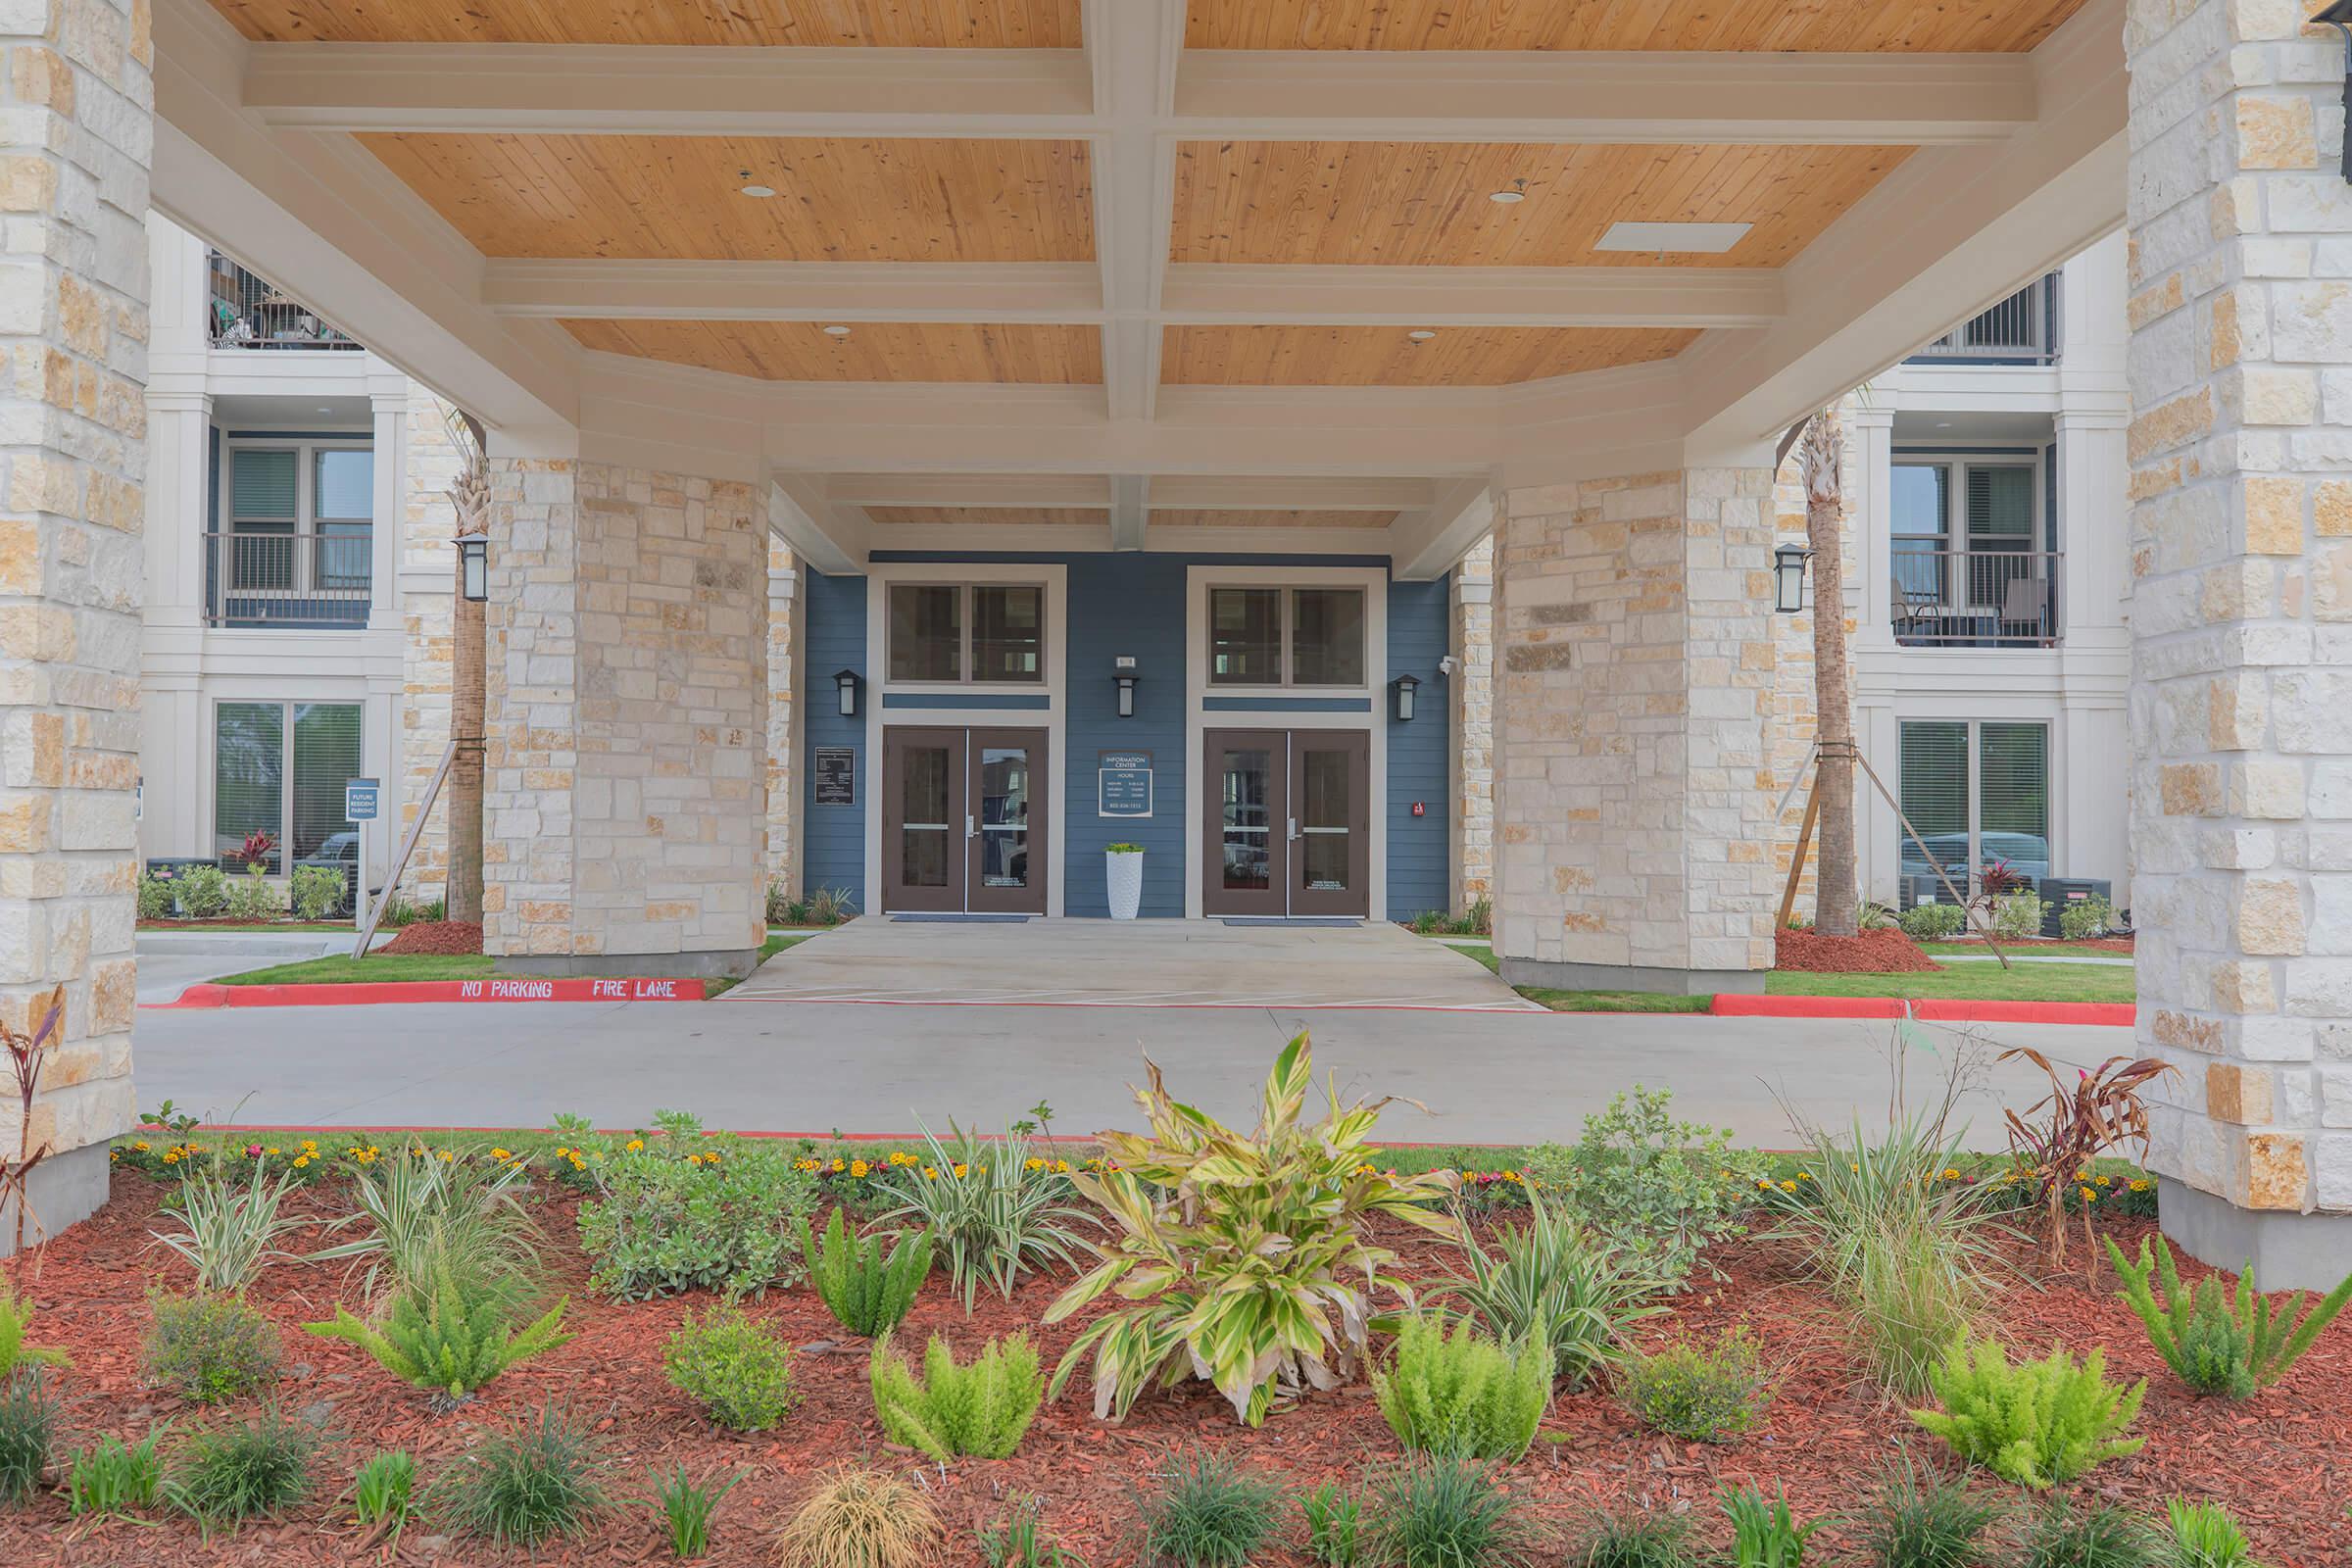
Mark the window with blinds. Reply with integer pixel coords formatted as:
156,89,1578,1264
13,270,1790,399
215,701,363,872
1897,718,2052,886
1978,722,2050,877
1898,721,1968,879
229,448,297,532
292,704,363,859
1964,466,2034,608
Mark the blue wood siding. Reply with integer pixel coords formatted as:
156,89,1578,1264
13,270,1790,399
1062,554,1189,916
800,567,867,909
1385,575,1451,920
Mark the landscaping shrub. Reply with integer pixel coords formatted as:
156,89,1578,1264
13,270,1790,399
311,1144,540,1313
577,1125,819,1299
1047,1035,1457,1425
305,1240,571,1403
2164,1499,2258,1568
779,1467,943,1568
1136,1447,1284,1568
1910,1339,2144,1490
869,1332,1044,1460
1849,1456,2000,1568
2016,1497,2162,1568
151,1163,308,1294
0,1279,65,1378
2057,894,2116,942
1438,1189,1665,1389
1722,1483,1821,1568
225,864,281,921
0,1370,56,1504
870,1120,1091,1307
352,1449,416,1535
289,864,345,921
67,1428,166,1519
174,863,231,918
980,1494,1083,1568
138,869,174,920
164,1405,318,1534
429,1401,611,1546
1991,893,2047,941
803,1206,931,1336
1566,1507,1696,1568
1366,1458,1537,1568
1616,1326,1772,1443
2001,1049,2175,1268
1300,1482,1369,1567
143,1291,281,1403
1898,902,1966,940
2106,1234,2352,1398
1523,1085,1765,1292
642,1463,740,1559
663,1303,798,1432
1373,1313,1550,1461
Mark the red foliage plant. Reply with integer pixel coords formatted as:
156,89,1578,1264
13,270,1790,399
1,983,64,1259
2001,1046,2179,1271
236,829,277,868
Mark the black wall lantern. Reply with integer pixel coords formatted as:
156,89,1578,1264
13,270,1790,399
2322,1,2352,181
1112,656,1141,718
1392,671,1420,722
833,668,861,718
457,535,488,603
1773,543,1814,614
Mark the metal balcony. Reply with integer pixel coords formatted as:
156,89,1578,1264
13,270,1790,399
1909,277,2057,365
207,251,365,352
204,531,372,628
1889,545,2061,648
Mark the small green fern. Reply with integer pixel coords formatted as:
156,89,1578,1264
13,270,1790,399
1372,1313,1551,1462
2106,1235,2352,1399
307,1250,569,1402
869,1333,1043,1460
1909,1338,2143,1490
803,1209,932,1338
0,1280,68,1378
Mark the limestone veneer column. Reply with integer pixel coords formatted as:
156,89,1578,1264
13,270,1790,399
1490,467,1780,995
0,0,151,1248
1451,532,1495,911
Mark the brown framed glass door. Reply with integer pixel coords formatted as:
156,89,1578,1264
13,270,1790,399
1290,730,1371,917
967,728,1048,914
1202,729,1287,916
881,727,965,913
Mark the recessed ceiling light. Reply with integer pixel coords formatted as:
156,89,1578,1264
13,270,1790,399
740,183,776,199
1407,329,1438,341
317,406,333,414
1488,183,1528,205
1592,220,1752,254
822,324,853,337
1935,420,1953,429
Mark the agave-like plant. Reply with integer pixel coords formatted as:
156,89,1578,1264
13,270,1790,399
1044,1033,1459,1426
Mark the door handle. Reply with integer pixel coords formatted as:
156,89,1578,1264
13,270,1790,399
1287,816,1298,841
965,814,975,839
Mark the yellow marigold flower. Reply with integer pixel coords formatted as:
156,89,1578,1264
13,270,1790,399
923,1166,939,1180
953,1162,968,1179
302,1139,318,1152
1778,1179,1798,1192
1054,1159,1070,1173
1942,1167,1961,1181
439,1150,455,1162
626,1138,645,1152
2131,1178,2151,1193
830,1157,846,1172
2079,1186,2097,1202
851,1159,869,1178
1026,1157,1045,1171
293,1155,310,1168
1797,1170,1812,1180
2096,1174,2112,1187
133,1140,150,1152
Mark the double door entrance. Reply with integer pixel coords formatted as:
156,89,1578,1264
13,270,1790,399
880,726,1049,914
1202,728,1370,918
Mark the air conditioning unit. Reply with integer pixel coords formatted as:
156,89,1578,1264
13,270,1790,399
2035,878,2114,938
1897,874,1955,912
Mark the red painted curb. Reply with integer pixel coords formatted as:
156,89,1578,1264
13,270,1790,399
1711,993,2132,1026
148,976,707,1009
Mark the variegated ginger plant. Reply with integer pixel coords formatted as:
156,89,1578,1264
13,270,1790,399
1044,1033,1459,1426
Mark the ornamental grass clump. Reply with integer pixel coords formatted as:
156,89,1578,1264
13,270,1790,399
150,1164,308,1295
778,1466,944,1568
869,1121,1091,1309
1300,1482,1369,1567
429,1401,611,1547
803,1207,932,1337
1136,1447,1285,1568
1373,1313,1550,1461
1616,1327,1772,1444
2164,1499,2259,1568
163,1405,318,1536
305,1234,570,1404
310,1144,539,1313
67,1428,167,1519
869,1331,1043,1460
351,1449,416,1539
1848,1454,2000,1568
1910,1338,2144,1490
641,1464,741,1560
1047,1034,1458,1425
1437,1189,1665,1389
143,1290,281,1403
1721,1483,1821,1568
0,1279,65,1378
1366,1458,1538,1568
0,1370,56,1504
2105,1234,2352,1398
664,1304,798,1432
2016,1497,2163,1568
1566,1507,1696,1568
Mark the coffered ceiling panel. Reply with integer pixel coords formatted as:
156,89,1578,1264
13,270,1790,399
866,507,1107,524
1160,324,1697,386
361,135,1097,262
1170,141,1908,270
210,1,1081,46
564,320,1103,382
1184,0,2087,53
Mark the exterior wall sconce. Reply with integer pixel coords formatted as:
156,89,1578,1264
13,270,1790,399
834,668,861,718
1112,656,1141,718
2321,2,2352,181
457,535,488,602
1773,543,1815,614
1392,672,1420,721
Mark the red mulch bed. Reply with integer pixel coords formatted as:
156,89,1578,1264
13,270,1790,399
5,1177,2345,1566
378,920,484,956
1775,926,1941,972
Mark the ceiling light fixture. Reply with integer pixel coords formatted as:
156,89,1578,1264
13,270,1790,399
1407,329,1438,341
738,170,776,198
822,324,853,337
1488,179,1529,205
1592,220,1752,254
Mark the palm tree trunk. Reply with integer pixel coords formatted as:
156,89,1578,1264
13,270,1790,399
1802,409,1859,938
445,412,489,924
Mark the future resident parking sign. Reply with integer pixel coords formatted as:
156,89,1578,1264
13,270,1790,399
344,777,381,821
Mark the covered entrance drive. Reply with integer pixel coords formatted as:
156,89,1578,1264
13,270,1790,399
1202,729,1371,918
881,727,1050,916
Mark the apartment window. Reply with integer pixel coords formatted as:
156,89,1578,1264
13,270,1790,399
1208,586,1367,687
222,439,373,597
885,583,1044,684
1890,463,1949,604
214,701,364,873
1898,719,2051,887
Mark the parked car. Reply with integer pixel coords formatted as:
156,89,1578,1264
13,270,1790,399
1899,831,2050,883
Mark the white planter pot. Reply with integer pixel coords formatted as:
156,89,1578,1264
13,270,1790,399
1105,851,1145,920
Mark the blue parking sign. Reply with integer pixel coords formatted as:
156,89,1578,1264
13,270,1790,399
344,778,381,822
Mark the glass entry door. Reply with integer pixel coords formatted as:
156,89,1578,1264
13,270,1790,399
1200,729,1369,918
880,726,1050,915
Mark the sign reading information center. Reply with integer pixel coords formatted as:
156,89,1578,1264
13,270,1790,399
1099,751,1153,817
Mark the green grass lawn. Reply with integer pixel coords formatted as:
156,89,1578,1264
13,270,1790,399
1917,940,2130,960
1517,988,1714,1013
1766,962,2133,1003
140,920,358,933
217,954,499,986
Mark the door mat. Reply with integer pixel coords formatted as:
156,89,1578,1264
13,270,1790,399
1221,917,1363,928
890,914,1032,923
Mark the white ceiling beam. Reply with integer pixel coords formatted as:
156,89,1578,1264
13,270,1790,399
243,43,1095,136
1172,51,2036,146
818,472,1435,511
768,477,868,578
1085,0,1186,425
827,473,1111,509
1391,481,1495,583
1109,474,1151,551
1152,475,1433,511
481,260,1103,323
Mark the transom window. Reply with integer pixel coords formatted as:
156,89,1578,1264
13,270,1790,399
1207,586,1366,687
886,583,1044,684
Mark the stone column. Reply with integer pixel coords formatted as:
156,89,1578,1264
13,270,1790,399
396,385,461,905
765,536,797,900
366,374,407,637
0,0,150,1248
1450,532,1495,912
1491,467,1780,994
481,459,767,974
2126,0,2352,1285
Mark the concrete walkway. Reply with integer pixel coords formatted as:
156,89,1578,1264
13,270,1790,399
134,929,394,1003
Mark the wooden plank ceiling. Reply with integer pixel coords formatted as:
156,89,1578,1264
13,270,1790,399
1162,325,1699,386
564,320,1102,383
1170,142,1910,270
1184,0,2089,53
210,1,1081,46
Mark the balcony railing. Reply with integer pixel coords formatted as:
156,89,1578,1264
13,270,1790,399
207,251,365,351
1909,277,2056,365
204,531,372,628
1889,545,2060,648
